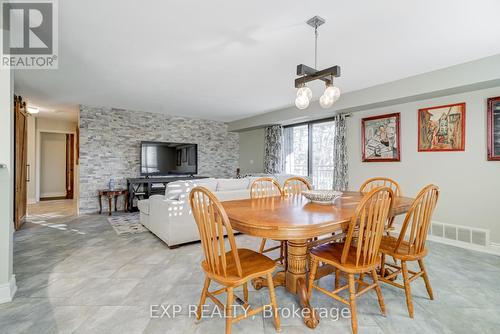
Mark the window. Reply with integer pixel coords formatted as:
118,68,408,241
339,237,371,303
284,119,336,190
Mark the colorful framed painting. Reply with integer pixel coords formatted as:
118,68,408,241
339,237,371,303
487,96,500,161
361,112,401,162
418,103,465,152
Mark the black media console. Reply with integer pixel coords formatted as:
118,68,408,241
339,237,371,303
126,176,208,212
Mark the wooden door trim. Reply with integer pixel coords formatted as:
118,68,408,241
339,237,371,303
65,133,75,199
14,95,28,230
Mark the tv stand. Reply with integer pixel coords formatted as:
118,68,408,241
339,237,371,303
126,175,208,211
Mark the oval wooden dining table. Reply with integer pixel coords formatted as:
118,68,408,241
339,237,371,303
221,191,414,329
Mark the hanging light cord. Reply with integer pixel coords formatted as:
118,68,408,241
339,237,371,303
314,24,318,69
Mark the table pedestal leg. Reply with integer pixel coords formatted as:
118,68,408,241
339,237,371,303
286,239,319,329
251,271,285,290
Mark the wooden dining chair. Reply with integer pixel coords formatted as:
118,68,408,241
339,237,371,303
359,177,401,196
190,186,280,334
378,184,439,318
250,177,286,264
307,187,395,334
283,176,312,195
360,177,401,234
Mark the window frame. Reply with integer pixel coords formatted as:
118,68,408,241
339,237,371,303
283,116,336,177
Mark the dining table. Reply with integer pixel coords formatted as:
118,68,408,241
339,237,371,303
221,191,414,329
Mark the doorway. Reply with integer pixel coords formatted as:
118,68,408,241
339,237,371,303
38,132,75,201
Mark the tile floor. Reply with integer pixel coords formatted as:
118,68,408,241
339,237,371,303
1,203,500,334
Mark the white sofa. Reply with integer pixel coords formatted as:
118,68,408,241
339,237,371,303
138,175,305,247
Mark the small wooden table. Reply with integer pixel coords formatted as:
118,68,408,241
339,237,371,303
222,191,414,329
98,189,129,216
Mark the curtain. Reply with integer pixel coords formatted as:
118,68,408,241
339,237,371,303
264,125,284,174
283,127,293,174
332,114,348,191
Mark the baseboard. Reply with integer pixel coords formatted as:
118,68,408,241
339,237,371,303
27,198,36,204
390,221,500,257
427,235,500,256
40,192,66,198
0,275,17,304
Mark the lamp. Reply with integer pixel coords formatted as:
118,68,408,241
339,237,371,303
27,106,39,114
294,16,341,109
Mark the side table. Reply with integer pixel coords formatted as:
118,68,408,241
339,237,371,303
98,189,129,216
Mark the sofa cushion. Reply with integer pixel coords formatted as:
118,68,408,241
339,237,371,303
246,176,264,188
214,189,251,202
137,199,150,215
216,178,249,191
192,178,218,192
165,180,193,200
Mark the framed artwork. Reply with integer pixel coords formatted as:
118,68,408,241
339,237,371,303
176,149,182,166
487,96,500,161
418,102,466,152
361,113,401,162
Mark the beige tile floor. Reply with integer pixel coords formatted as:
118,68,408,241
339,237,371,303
1,202,500,334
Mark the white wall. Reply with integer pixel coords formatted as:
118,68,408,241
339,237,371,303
0,65,16,303
238,128,265,174
238,86,500,245
36,117,77,133
228,54,500,131
347,86,500,244
40,132,67,198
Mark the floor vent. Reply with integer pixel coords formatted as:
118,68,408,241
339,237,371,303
429,221,489,247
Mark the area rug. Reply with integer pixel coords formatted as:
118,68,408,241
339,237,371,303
107,213,148,235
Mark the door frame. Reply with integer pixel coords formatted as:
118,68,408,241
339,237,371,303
35,129,76,202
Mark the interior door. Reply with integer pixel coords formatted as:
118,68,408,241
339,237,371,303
14,96,28,230
65,133,74,199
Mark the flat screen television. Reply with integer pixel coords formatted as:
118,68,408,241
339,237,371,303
140,141,198,176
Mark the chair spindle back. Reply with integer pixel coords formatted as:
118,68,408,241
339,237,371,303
283,176,312,195
189,186,242,278
360,177,401,196
342,187,394,267
395,184,439,255
250,177,283,199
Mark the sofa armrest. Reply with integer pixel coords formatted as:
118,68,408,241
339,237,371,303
149,194,165,200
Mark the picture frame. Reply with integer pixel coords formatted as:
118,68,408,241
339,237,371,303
361,112,401,162
487,96,500,161
418,102,466,152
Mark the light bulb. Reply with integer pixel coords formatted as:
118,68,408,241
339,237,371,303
319,94,334,108
297,86,312,100
295,94,310,109
27,106,39,114
324,85,340,101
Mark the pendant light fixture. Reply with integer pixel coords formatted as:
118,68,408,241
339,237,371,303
294,16,341,110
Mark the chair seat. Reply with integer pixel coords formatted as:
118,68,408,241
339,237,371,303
379,235,427,260
310,242,380,274
201,248,276,285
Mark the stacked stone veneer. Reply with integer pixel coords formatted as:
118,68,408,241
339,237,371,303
79,105,239,213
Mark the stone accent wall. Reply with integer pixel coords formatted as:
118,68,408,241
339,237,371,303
79,105,239,213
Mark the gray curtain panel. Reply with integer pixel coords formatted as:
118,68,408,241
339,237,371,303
332,114,349,191
264,125,284,174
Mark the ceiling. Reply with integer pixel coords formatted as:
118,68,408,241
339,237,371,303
14,0,500,122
